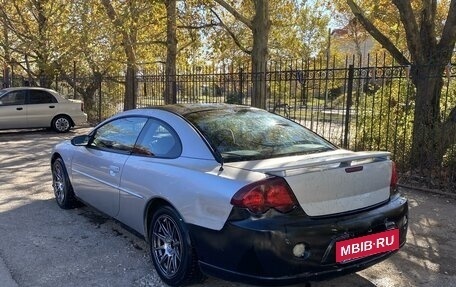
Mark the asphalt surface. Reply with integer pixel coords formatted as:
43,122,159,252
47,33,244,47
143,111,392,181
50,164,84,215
0,127,455,287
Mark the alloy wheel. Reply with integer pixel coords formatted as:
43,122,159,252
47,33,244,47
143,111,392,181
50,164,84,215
151,214,183,279
52,162,65,204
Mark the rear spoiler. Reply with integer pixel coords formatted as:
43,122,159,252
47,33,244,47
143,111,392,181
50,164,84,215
264,151,391,177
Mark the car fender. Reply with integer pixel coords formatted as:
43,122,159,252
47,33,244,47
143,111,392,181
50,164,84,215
51,141,77,181
117,156,267,233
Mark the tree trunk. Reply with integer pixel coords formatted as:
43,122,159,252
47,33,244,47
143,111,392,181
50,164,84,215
55,61,102,122
2,25,11,87
75,72,102,123
124,1,138,111
164,0,177,105
101,0,138,111
36,0,53,88
124,64,137,110
82,72,102,123
409,65,446,170
251,0,270,109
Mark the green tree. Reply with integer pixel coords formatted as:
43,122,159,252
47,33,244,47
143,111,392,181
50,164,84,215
345,0,456,173
269,0,329,60
101,0,141,111
0,0,72,86
0,6,12,87
211,0,270,109
54,1,123,121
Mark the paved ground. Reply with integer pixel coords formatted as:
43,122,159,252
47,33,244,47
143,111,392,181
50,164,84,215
0,127,455,287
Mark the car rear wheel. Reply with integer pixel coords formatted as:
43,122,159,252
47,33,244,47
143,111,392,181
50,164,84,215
52,157,80,209
52,115,72,133
149,206,204,286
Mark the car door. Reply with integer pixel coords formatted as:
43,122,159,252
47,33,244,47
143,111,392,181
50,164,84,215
71,116,148,217
26,89,58,127
116,119,183,233
0,90,27,129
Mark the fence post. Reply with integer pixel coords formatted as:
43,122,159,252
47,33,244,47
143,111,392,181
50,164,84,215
11,65,14,87
73,61,77,99
343,64,354,148
98,76,102,122
239,68,244,104
3,64,11,88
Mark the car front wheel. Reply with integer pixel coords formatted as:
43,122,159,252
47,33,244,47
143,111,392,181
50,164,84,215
149,206,204,286
52,115,72,133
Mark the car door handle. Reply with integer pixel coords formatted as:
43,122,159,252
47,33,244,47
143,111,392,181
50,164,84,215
49,105,55,108
109,165,120,176
16,107,23,111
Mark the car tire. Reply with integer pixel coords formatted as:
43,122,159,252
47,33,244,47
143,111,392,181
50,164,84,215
52,157,80,209
149,206,205,286
52,115,72,133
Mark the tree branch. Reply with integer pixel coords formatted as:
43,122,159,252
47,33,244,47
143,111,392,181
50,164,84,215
101,0,136,65
346,0,410,65
137,40,167,46
437,0,456,63
391,0,423,63
419,0,437,49
211,9,251,55
0,4,34,43
442,105,456,153
447,107,456,124
178,34,196,53
213,0,252,29
177,22,219,29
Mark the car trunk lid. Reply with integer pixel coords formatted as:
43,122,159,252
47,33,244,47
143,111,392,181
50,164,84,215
226,150,392,217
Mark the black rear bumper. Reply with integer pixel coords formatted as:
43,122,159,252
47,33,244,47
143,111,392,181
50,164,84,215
189,194,408,286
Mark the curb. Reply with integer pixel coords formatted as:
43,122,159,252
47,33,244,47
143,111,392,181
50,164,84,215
399,184,456,199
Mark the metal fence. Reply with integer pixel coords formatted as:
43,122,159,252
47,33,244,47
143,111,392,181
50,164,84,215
3,54,456,189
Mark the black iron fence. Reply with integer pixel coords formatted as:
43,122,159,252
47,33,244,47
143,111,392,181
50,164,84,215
2,54,456,189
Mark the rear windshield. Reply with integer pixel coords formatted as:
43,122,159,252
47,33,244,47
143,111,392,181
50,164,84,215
185,107,335,162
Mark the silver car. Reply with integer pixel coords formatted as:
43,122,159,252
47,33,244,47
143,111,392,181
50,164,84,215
51,104,408,286
0,87,87,132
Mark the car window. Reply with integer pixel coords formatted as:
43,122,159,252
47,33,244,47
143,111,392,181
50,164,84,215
185,107,335,162
90,117,148,153
0,91,26,106
133,119,182,158
28,90,57,104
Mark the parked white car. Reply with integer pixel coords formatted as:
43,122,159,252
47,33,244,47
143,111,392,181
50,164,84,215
0,87,87,132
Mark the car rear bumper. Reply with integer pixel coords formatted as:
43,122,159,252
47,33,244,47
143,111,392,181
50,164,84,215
71,113,87,126
189,194,408,286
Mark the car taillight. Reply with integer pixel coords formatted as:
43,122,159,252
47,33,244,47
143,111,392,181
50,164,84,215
231,177,297,214
391,162,398,188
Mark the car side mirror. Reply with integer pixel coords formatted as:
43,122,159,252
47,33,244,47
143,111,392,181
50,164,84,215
71,135,90,146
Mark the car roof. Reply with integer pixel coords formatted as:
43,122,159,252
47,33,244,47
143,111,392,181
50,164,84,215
0,87,58,93
150,103,257,116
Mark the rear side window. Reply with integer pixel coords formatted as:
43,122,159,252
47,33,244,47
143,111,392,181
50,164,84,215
0,91,26,105
90,117,148,153
28,90,57,104
133,119,181,158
